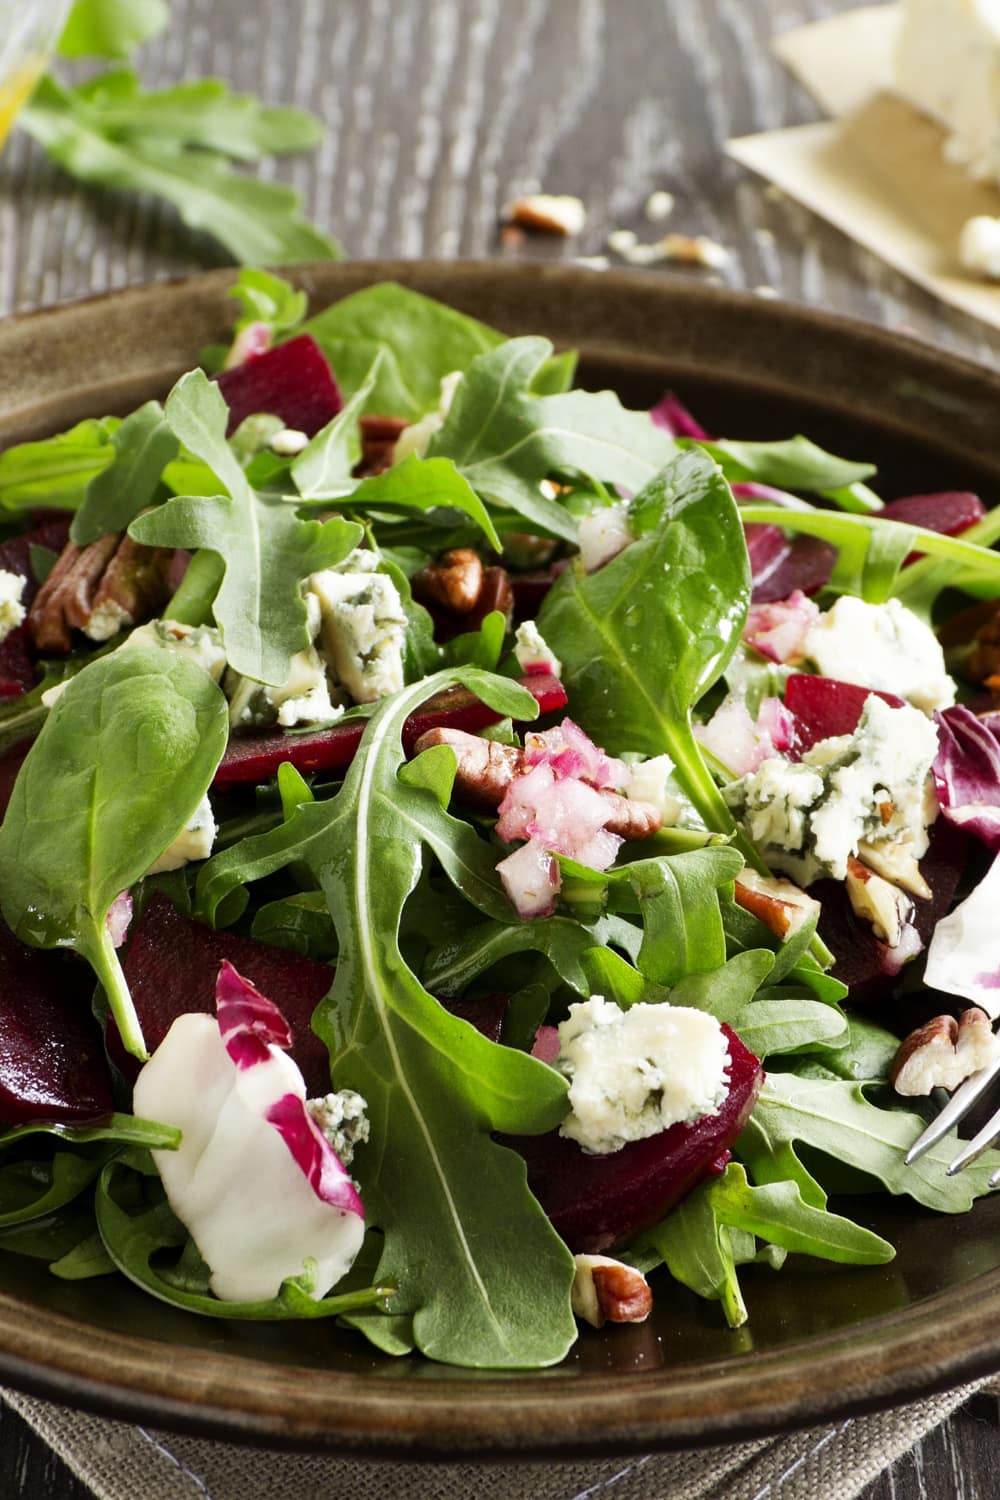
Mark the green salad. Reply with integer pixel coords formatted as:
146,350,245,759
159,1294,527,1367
0,271,999,1371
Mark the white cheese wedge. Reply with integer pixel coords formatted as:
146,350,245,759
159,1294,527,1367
895,0,1000,183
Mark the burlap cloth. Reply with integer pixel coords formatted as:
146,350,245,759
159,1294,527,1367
3,1377,996,1500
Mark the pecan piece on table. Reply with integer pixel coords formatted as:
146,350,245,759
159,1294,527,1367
891,1008,999,1096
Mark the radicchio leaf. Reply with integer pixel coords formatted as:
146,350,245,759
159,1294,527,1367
265,1092,363,1216
932,705,1000,851
216,958,294,1068
650,391,710,439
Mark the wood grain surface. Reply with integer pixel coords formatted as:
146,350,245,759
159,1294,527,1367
1,0,999,1495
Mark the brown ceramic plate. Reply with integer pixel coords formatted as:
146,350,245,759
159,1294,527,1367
1,262,1000,1458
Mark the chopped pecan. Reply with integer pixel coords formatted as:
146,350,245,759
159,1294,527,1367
412,548,484,615
891,1008,999,1096
734,868,819,940
412,726,661,838
356,414,409,478
503,193,587,237
28,532,173,652
845,854,913,948
571,1254,652,1328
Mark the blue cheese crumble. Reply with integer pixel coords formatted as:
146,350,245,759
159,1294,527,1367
306,1089,370,1168
803,596,955,713
309,551,407,705
556,996,731,1154
226,593,341,730
148,792,217,874
0,569,26,644
724,697,939,886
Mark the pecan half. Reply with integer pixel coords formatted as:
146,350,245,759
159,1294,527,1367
28,533,173,652
412,726,661,838
734,868,819,940
412,548,484,615
571,1255,652,1328
891,1008,999,1096
356,414,409,478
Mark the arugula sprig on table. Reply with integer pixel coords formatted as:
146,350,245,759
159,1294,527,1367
18,0,338,266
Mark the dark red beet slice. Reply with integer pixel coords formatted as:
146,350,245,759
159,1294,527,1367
0,917,113,1126
216,334,342,438
784,673,906,755
0,518,73,696
442,993,509,1044
880,491,986,567
213,673,568,786
816,820,968,1004
502,1025,763,1254
108,892,334,1093
750,533,837,604
0,740,31,820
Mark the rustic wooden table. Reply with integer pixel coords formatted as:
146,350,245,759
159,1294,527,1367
2,0,1000,1494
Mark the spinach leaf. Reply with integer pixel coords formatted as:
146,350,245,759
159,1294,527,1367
22,77,338,268
199,669,578,1368
667,950,775,1024
539,450,751,844
430,338,675,543
96,1157,389,1320
0,648,228,1060
740,1075,1000,1213
131,370,362,685
733,999,848,1059
302,282,507,417
50,1232,116,1280
58,0,168,58
808,1014,899,1082
0,417,119,512
0,1151,110,1229
71,400,178,544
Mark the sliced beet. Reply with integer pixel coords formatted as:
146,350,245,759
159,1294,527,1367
0,740,31,820
750,533,837,604
880,491,986,568
784,673,906,755
0,917,113,1126
0,518,74,696
442,993,509,1044
215,334,342,438
213,673,568,786
816,819,969,1004
502,1025,763,1254
109,892,334,1093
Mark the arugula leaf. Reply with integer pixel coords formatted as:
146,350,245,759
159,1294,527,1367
739,502,1000,607
58,0,169,58
0,1113,180,1152
228,268,308,337
808,1014,899,1082
0,648,228,1060
96,1157,389,1321
640,1176,747,1326
539,450,751,844
290,354,385,499
131,369,362,685
70,400,177,545
692,436,876,495
667,950,775,1024
301,456,504,553
70,70,323,161
424,914,607,998
741,1075,1000,1213
429,338,675,543
733,999,848,1059
199,668,578,1367
0,417,119,512
50,1231,116,1280
21,77,339,267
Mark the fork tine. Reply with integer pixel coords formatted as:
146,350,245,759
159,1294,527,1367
947,1096,1000,1175
904,1052,1000,1166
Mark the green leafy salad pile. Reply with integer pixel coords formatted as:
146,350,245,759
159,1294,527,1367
0,272,999,1372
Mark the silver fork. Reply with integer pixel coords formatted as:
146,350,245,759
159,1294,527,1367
905,1053,1000,1182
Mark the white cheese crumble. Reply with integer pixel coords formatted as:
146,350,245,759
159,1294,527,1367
270,427,310,457
309,551,407,705
556,996,731,1155
514,620,561,678
724,696,939,887
0,569,26,644
577,501,634,573
124,620,229,683
959,215,1000,279
895,0,1000,184
626,754,682,826
83,598,132,643
148,792,217,874
803,596,956,714
392,371,463,464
